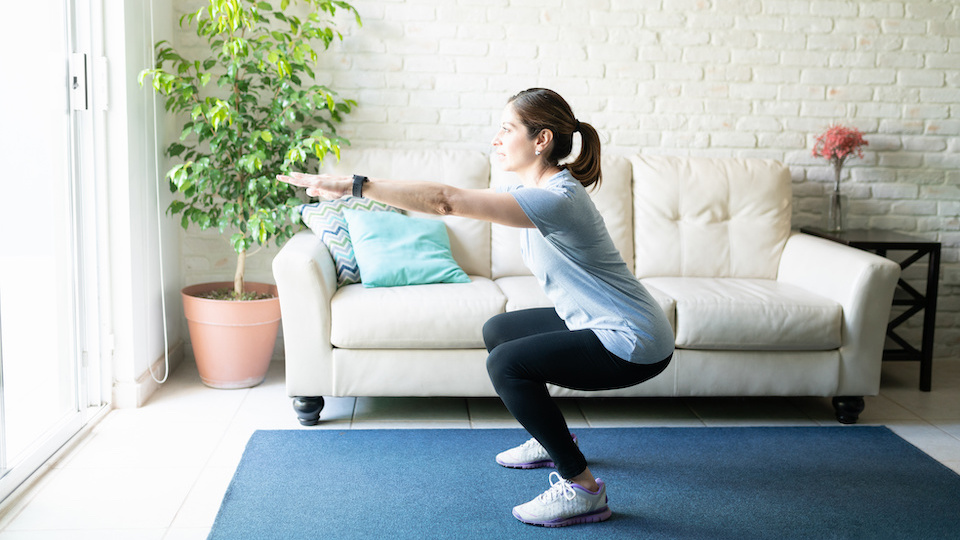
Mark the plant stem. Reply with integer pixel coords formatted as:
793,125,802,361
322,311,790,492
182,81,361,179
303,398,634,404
232,24,247,297
235,248,246,297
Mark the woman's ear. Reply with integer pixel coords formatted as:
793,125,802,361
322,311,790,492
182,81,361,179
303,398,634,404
536,129,554,150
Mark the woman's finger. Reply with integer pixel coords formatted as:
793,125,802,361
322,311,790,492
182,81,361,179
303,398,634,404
276,174,310,187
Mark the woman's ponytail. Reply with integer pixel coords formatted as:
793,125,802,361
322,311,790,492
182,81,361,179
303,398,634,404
567,121,602,191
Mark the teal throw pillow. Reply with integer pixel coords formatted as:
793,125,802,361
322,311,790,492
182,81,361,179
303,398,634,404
299,197,401,287
342,209,471,288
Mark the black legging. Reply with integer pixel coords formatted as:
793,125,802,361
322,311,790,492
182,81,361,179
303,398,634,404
484,308,672,480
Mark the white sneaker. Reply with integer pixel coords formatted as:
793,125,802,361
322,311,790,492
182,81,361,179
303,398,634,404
512,471,611,527
495,434,578,469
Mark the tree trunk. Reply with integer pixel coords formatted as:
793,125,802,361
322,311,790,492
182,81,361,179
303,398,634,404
235,249,246,298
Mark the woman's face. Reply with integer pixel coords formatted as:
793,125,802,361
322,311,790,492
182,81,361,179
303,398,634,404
491,104,537,173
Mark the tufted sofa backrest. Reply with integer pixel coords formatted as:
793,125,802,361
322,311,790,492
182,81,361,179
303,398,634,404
630,155,792,279
322,149,792,282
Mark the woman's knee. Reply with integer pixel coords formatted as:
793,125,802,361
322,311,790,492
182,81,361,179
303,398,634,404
483,309,562,352
485,348,507,386
485,344,526,391
482,313,508,352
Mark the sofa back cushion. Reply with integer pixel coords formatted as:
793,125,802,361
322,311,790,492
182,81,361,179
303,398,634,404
489,154,635,279
321,148,492,278
630,155,792,279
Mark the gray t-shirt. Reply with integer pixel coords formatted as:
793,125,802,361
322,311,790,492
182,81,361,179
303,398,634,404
504,169,674,364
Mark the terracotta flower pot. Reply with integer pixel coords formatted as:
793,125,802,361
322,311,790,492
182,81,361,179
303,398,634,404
181,281,281,389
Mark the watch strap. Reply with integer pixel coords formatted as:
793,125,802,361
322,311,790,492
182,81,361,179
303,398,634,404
352,175,368,198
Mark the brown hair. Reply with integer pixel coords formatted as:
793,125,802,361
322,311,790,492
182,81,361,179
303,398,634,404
507,88,602,190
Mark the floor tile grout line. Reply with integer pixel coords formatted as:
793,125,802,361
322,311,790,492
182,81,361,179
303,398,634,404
882,394,960,423
577,399,595,428
165,386,254,532
466,398,477,429
683,399,708,427
348,396,358,429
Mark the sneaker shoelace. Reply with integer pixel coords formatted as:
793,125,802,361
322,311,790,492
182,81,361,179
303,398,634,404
520,438,543,452
538,471,577,503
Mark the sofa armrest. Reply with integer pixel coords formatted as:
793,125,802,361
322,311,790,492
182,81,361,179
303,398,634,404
272,230,338,398
777,232,900,395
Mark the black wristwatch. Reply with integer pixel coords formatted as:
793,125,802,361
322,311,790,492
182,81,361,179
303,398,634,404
352,174,368,198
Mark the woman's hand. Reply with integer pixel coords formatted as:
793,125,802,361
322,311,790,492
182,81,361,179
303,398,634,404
277,172,352,199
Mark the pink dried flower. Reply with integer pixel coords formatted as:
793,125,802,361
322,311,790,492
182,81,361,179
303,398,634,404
813,125,868,191
812,125,868,165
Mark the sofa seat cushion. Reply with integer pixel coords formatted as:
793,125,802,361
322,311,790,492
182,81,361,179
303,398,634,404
495,276,553,312
330,277,506,349
496,276,678,336
642,277,841,351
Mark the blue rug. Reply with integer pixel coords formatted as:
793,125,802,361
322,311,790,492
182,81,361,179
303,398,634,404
209,427,960,539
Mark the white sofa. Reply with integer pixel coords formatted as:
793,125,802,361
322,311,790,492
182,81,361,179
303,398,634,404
273,149,901,425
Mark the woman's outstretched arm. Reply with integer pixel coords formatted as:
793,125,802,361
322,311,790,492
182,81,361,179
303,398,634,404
277,172,535,228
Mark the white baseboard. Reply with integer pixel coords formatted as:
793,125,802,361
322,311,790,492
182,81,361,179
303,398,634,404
112,340,185,408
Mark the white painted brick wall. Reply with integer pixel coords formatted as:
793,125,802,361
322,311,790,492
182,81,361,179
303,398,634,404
172,0,960,360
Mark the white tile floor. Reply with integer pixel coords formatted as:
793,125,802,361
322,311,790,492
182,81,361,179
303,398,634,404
0,359,958,539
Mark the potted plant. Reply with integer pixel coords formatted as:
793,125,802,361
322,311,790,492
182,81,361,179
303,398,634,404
140,0,360,388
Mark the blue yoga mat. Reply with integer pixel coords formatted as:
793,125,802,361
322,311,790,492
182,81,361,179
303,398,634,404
209,427,960,539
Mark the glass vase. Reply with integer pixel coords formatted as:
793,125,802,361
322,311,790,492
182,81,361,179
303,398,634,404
824,189,847,232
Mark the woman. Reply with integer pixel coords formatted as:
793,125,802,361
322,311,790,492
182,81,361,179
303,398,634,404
278,88,674,528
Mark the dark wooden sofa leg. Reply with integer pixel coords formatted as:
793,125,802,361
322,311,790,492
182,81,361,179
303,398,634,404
832,396,864,425
293,397,325,426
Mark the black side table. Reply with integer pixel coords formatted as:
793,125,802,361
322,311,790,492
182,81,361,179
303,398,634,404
800,227,941,391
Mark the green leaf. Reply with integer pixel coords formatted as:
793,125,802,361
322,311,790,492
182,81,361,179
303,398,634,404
167,143,186,157
277,58,291,77
230,233,252,254
168,200,187,215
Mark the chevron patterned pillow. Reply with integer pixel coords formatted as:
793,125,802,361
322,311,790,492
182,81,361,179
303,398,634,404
299,197,402,287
